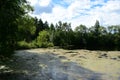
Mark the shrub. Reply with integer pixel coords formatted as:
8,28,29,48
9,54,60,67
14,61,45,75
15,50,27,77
17,41,37,49
36,30,54,48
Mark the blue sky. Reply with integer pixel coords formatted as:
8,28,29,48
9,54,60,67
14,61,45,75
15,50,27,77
28,0,120,29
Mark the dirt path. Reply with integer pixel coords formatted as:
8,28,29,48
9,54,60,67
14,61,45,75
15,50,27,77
0,48,120,80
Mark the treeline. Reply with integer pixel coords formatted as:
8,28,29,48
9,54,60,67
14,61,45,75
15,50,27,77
17,18,120,51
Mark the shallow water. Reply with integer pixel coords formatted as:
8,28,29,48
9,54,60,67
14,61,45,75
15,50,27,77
0,50,120,80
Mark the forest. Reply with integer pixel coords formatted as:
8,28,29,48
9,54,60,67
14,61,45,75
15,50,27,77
17,18,120,51
0,0,120,57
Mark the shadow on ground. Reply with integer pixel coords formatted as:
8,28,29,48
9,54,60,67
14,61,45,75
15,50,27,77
0,50,105,80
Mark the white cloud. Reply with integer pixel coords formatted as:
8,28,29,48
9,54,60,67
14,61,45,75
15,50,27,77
27,0,38,6
102,0,120,12
29,0,120,29
90,0,120,26
68,15,96,29
40,5,67,23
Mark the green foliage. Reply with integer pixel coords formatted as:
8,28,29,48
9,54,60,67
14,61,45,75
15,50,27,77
36,30,54,48
1,2,120,52
75,24,87,33
17,15,36,42
17,41,36,49
15,17,120,51
74,25,88,48
17,17,120,50
0,0,33,56
53,22,72,47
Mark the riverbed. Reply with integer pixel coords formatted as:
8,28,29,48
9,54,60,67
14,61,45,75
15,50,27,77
0,48,120,80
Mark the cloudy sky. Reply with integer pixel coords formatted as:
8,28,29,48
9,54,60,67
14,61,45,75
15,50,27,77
28,0,120,29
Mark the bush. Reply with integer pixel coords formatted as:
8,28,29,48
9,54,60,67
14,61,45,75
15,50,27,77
17,41,37,49
48,43,54,47
36,30,54,48
17,30,54,49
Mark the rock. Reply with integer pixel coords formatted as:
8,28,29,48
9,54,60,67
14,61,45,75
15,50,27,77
98,53,108,58
101,53,108,57
79,56,87,59
111,57,117,60
118,56,120,59
98,56,102,58
58,56,66,59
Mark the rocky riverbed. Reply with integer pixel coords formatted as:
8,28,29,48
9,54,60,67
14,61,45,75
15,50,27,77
0,48,120,80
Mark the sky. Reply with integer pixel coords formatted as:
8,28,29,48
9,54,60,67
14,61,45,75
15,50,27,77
27,0,120,29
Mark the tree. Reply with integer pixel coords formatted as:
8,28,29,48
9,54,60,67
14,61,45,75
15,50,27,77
0,0,33,56
43,21,49,30
50,23,55,31
53,21,73,49
49,23,55,42
107,25,120,50
54,21,62,31
34,18,44,38
89,20,101,49
75,24,87,33
36,30,53,47
75,25,88,48
94,20,101,37
17,15,36,42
